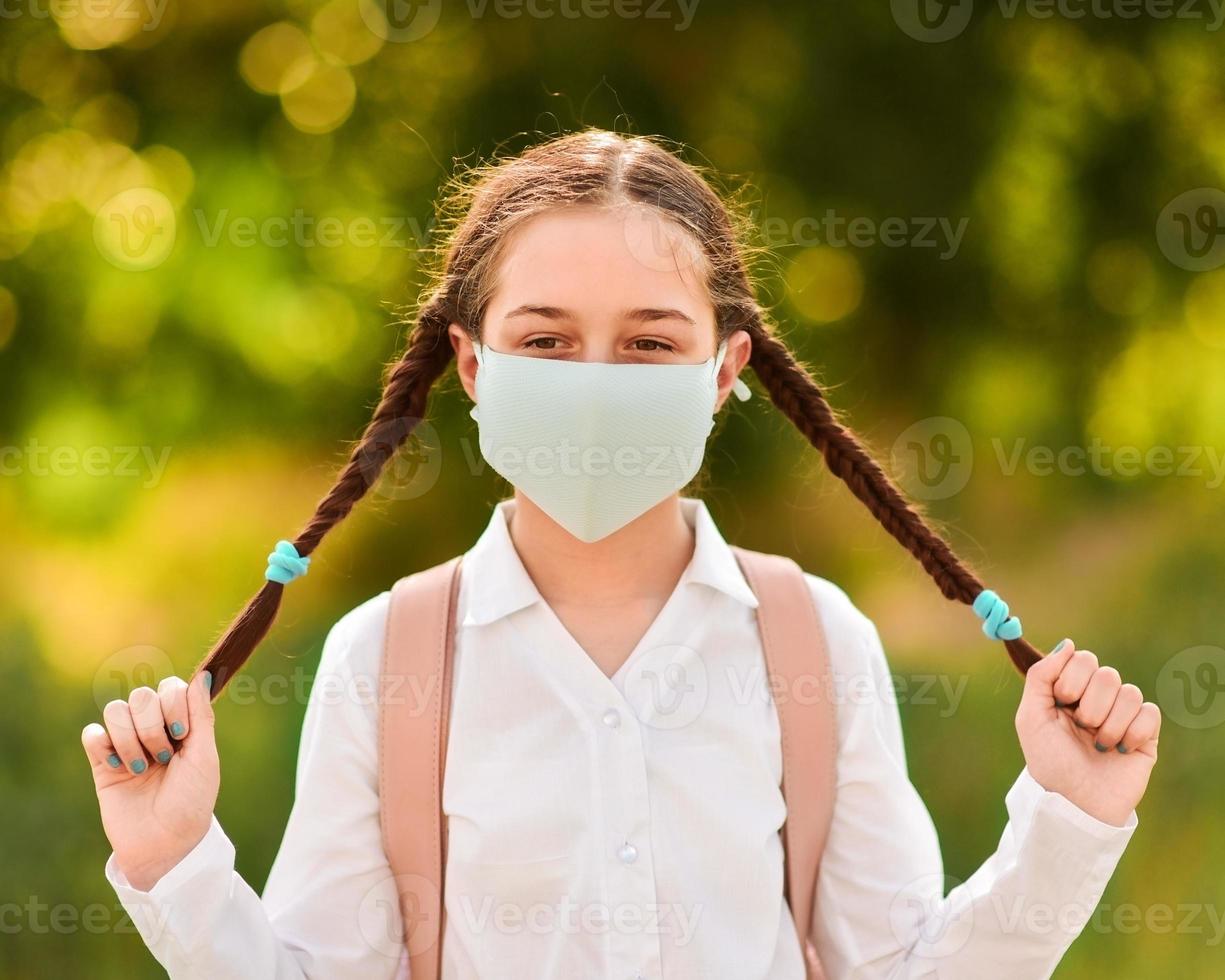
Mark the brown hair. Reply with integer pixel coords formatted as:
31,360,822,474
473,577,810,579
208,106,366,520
196,128,1042,693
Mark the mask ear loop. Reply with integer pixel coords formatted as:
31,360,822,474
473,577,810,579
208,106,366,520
469,341,484,421
714,339,753,402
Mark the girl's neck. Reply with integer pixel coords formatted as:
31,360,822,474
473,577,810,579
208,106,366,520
505,490,695,608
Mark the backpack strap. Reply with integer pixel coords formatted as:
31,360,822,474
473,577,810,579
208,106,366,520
731,545,838,980
378,556,463,980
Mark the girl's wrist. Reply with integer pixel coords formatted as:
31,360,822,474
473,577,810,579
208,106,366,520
115,829,209,892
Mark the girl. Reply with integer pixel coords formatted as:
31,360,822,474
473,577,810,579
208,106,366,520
82,130,1160,979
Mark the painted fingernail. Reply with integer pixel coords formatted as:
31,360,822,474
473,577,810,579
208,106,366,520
130,759,147,774
1051,639,1071,654
157,749,171,764
170,721,185,738
203,670,213,691
1117,745,1128,754
1094,742,1108,752
106,754,121,769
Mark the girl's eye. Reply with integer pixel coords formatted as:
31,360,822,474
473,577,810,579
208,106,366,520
631,338,675,353
524,337,560,350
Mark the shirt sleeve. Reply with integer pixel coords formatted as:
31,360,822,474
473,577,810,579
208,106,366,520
805,577,1137,980
104,593,407,979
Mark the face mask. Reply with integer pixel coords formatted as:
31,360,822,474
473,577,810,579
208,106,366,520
469,340,752,543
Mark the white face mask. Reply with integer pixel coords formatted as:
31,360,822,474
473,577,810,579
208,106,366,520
469,340,751,543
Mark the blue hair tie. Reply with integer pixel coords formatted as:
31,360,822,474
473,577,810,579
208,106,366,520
265,540,310,585
972,589,1022,641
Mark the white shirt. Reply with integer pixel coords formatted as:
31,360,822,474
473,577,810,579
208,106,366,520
106,496,1137,979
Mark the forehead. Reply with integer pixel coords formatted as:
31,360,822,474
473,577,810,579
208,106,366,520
487,205,713,313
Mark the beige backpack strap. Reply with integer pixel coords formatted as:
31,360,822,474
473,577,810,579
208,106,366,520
378,556,463,980
731,545,838,980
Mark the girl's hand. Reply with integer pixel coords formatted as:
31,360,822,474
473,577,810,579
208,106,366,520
1015,639,1161,827
80,670,219,890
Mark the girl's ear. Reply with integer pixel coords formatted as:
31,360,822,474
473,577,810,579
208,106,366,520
449,323,478,402
715,329,753,411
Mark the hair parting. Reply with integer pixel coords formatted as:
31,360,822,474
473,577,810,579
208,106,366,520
194,128,1040,696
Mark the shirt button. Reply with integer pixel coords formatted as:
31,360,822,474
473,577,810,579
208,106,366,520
602,708,621,728
617,841,638,864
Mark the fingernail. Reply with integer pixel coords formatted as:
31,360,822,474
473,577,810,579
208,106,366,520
1051,639,1070,654
203,670,213,691
170,721,185,738
1094,742,1108,752
130,759,147,774
1117,745,1128,754
106,754,121,769
156,749,171,764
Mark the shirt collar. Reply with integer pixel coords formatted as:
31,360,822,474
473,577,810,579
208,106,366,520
460,495,760,627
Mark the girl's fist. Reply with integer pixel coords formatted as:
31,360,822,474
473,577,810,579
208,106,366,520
1015,639,1160,827
81,670,220,890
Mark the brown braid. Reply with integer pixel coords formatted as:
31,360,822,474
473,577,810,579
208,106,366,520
745,319,1041,674
195,300,455,693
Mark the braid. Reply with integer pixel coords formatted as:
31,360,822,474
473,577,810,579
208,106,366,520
195,299,456,694
746,318,1041,675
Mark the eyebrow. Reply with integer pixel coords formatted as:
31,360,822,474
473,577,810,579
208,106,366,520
503,305,697,325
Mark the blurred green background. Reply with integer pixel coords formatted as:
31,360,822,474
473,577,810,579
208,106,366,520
2,0,1223,976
